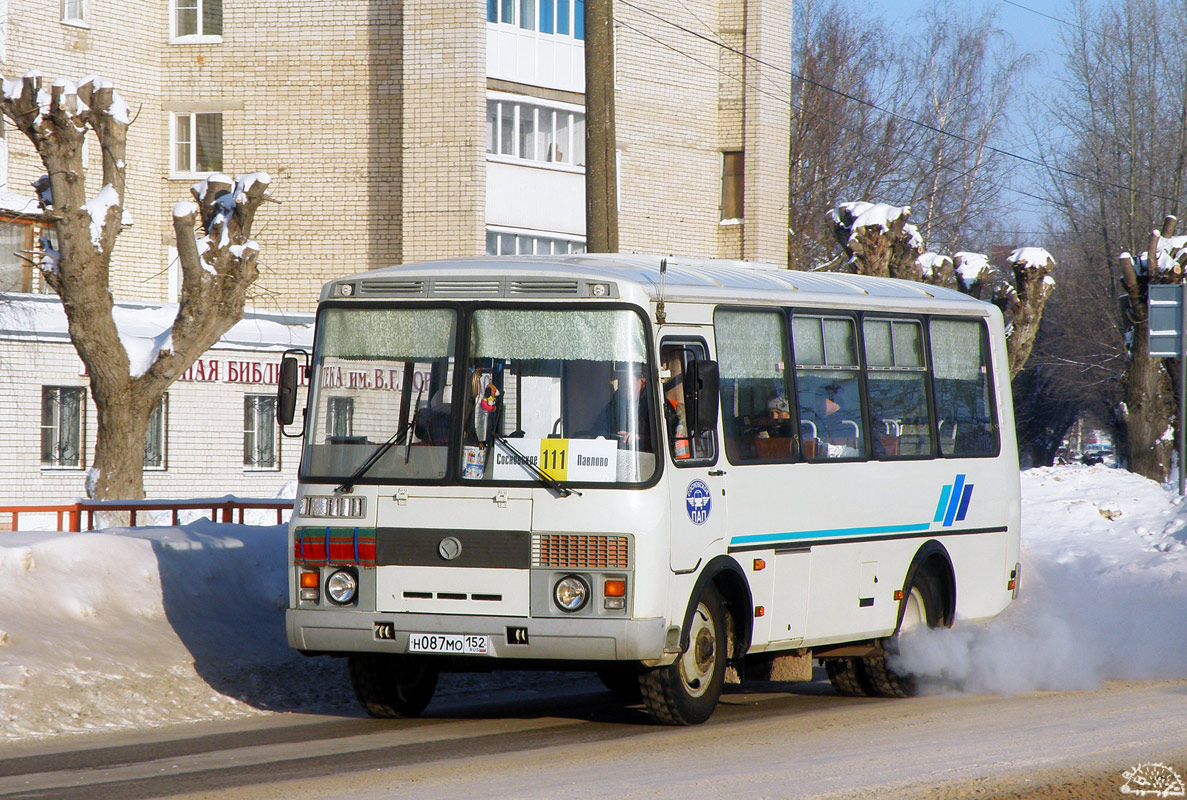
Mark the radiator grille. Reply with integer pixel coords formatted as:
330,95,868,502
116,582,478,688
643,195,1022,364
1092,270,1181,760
532,534,629,569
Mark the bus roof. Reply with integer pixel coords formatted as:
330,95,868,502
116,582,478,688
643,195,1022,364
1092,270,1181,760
329,254,990,310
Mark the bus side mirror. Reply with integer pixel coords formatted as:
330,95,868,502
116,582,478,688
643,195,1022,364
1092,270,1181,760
277,348,308,437
277,356,299,426
686,359,720,436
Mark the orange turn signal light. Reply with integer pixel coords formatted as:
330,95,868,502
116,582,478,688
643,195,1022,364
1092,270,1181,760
754,606,765,617
1007,579,1016,590
604,579,626,598
893,589,904,601
300,571,320,589
753,558,766,571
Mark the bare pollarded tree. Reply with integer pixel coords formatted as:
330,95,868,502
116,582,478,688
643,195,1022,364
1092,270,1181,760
828,201,1055,379
0,73,272,500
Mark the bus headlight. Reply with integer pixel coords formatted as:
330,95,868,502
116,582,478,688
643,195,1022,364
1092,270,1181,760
326,569,358,605
554,575,589,612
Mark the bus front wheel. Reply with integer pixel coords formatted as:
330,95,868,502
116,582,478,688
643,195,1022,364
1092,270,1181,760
640,585,727,725
348,654,439,718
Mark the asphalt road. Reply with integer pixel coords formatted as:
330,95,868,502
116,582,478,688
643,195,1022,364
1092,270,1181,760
2,672,1186,800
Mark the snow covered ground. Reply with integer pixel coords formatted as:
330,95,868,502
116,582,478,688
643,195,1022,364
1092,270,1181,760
2,464,1186,743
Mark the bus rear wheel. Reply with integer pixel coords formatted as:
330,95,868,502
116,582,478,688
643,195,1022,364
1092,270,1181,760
348,654,439,718
862,577,941,698
825,658,873,696
640,585,727,725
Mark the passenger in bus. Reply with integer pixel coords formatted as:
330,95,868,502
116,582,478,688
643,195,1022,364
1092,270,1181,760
606,368,653,452
803,383,860,458
662,355,690,459
415,385,452,445
755,395,792,439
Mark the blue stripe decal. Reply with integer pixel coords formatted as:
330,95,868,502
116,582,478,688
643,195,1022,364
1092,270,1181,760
730,522,933,546
956,484,974,521
943,474,966,527
933,485,952,523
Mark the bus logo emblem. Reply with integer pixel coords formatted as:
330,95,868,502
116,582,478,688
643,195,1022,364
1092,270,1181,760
686,480,712,526
934,474,974,527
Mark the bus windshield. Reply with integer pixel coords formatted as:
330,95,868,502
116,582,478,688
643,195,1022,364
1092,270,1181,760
302,306,458,482
460,307,657,485
300,305,657,486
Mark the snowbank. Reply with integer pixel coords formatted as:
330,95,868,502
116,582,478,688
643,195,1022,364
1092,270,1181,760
3,465,1187,742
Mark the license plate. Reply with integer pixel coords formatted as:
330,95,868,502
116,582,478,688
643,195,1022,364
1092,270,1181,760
407,633,490,655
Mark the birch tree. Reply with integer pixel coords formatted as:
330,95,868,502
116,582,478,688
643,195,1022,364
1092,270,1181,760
1038,0,1187,481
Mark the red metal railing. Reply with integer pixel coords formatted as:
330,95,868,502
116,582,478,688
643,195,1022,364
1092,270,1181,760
0,497,293,532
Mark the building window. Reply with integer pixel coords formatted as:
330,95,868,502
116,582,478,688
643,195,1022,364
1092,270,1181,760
173,0,222,40
61,0,85,25
721,150,744,221
244,395,277,469
41,386,85,468
327,397,354,440
486,97,585,167
0,219,35,293
172,112,223,175
144,395,168,469
486,228,585,255
488,0,584,39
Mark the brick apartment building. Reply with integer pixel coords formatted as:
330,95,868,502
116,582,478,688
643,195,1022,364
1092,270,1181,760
0,0,792,504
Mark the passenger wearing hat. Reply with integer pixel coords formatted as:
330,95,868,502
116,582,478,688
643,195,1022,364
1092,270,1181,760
767,395,790,419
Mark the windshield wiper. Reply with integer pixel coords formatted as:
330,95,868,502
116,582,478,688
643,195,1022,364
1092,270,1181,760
492,434,582,497
336,418,416,494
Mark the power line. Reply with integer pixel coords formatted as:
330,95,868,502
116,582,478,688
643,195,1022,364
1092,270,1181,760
998,0,1125,46
616,13,1057,225
616,0,1180,206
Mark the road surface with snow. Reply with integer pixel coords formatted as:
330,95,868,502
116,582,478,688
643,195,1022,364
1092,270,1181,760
1,465,1187,798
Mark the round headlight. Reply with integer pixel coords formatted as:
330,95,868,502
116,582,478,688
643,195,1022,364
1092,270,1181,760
326,569,358,605
554,575,589,612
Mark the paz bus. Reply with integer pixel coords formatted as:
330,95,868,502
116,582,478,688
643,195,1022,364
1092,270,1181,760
276,255,1021,725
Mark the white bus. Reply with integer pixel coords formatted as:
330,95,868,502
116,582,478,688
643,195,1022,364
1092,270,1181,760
277,255,1021,725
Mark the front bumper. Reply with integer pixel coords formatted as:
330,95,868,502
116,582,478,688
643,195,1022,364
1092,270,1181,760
287,608,668,662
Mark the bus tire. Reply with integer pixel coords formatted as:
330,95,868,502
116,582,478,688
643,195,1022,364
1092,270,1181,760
348,654,439,718
862,576,941,698
640,585,727,725
825,658,873,697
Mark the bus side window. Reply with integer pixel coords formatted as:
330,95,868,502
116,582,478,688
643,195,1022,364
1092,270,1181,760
929,318,998,457
792,315,865,460
713,309,792,464
660,341,716,463
864,318,933,458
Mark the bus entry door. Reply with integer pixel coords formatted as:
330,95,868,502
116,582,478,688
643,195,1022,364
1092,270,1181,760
661,335,727,573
